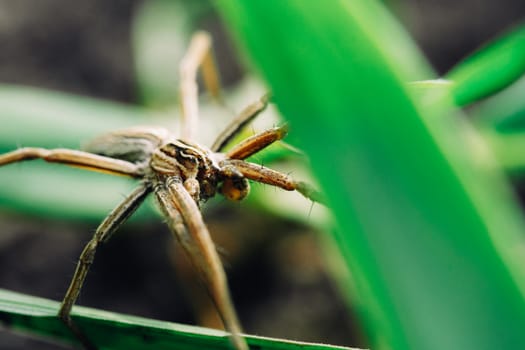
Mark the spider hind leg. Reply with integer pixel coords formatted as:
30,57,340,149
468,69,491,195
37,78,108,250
58,184,151,350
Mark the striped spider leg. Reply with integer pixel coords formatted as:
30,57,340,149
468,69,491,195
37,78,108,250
0,31,323,350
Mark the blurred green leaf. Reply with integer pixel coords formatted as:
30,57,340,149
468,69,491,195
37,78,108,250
472,75,525,133
217,1,525,350
481,127,525,176
413,24,525,175
132,0,217,107
468,75,525,177
0,85,163,220
445,24,525,106
0,84,159,151
0,288,355,350
0,162,156,221
132,0,191,107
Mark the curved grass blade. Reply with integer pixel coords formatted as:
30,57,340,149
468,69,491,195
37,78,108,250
403,24,525,107
445,24,525,106
217,1,525,350
0,288,357,350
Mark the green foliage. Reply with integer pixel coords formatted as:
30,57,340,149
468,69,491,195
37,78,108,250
2,0,525,349
132,0,191,107
445,25,525,106
217,1,525,350
0,289,354,350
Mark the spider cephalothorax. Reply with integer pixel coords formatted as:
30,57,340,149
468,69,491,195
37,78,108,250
0,31,324,350
152,139,221,201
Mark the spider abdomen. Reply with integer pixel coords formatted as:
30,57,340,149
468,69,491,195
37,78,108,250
82,126,169,164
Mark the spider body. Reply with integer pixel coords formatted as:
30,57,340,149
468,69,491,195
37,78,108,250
152,138,223,201
85,126,254,203
0,32,323,350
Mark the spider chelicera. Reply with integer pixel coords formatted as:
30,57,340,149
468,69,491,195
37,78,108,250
0,31,323,350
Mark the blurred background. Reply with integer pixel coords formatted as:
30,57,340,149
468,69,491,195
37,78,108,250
0,0,524,349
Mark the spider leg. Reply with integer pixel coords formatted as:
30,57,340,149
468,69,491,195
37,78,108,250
179,31,219,141
211,93,270,152
221,159,326,205
58,183,151,350
0,147,141,177
225,124,288,160
155,178,247,350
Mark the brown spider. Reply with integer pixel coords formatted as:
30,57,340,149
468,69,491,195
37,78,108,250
0,32,322,350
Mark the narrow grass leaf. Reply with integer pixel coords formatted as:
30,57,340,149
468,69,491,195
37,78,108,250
445,24,525,106
0,288,357,350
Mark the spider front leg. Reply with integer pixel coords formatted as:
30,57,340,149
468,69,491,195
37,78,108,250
211,93,271,153
225,124,288,160
179,31,221,141
154,178,247,350
217,124,326,205
58,184,151,350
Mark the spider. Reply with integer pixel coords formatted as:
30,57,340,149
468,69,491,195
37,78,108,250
0,31,323,350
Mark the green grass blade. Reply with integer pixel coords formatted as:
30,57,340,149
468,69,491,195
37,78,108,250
0,84,156,151
0,85,161,219
481,127,525,176
217,1,525,350
0,163,156,220
471,76,525,177
445,24,525,106
0,288,356,350
473,75,525,133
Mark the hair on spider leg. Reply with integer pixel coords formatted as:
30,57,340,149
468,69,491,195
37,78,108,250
215,245,233,270
279,141,304,156
307,200,316,221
